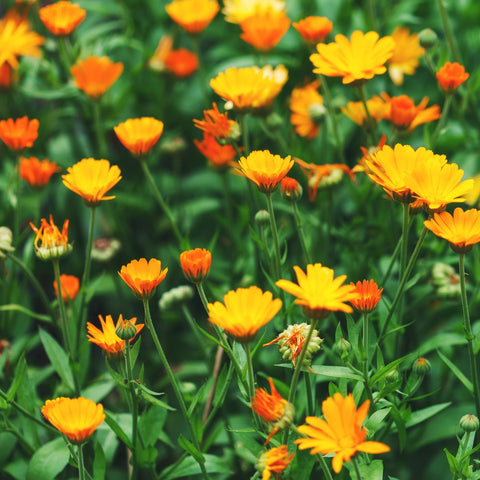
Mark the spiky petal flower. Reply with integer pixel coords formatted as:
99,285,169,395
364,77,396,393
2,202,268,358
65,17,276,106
165,0,219,34
194,133,237,170
349,279,383,313
118,258,168,300
114,117,164,157
293,16,333,45
39,1,86,36
256,445,294,480
30,215,72,261
194,103,238,140
180,248,212,284
0,116,39,151
436,61,469,93
20,157,60,188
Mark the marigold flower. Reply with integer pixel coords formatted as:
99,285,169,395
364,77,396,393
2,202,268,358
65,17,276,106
237,150,293,194
53,274,80,302
114,117,164,157
194,103,239,140
293,16,333,45
0,116,39,151
222,0,286,24
354,133,387,174
71,56,123,98
180,248,212,284
310,30,395,85
20,156,60,188
194,133,237,170
280,177,302,202
41,397,105,445
165,0,219,34
118,258,168,300
165,48,199,77
39,1,86,36
295,392,390,473
256,445,294,480
62,158,122,207
276,263,359,320
436,61,469,93
387,27,424,86
87,314,144,359
289,81,324,140
148,35,174,72
341,95,388,126
30,215,72,261
349,279,383,313
207,286,282,343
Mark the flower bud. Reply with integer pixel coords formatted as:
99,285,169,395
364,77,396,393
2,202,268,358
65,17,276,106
115,318,138,341
159,285,194,310
418,28,438,49
280,177,303,202
334,337,351,357
255,209,270,228
460,414,479,433
413,357,431,376
385,368,401,384
180,248,212,284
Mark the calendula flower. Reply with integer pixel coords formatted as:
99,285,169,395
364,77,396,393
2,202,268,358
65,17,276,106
341,95,388,126
387,27,424,86
256,445,294,480
20,157,60,188
354,133,387,174
349,279,383,313
39,1,86,36
194,133,237,170
71,56,123,98
276,263,358,320
164,48,199,77
293,16,333,45
207,286,282,343
118,258,168,300
289,81,325,140
0,116,39,151
295,392,390,473
62,158,122,207
222,0,286,24
237,150,293,193
194,103,239,140
436,61,469,93
114,117,164,157
30,215,72,260
180,248,212,283
165,0,219,34
310,30,395,85
53,274,80,302
280,177,303,202
41,397,105,445
148,35,174,72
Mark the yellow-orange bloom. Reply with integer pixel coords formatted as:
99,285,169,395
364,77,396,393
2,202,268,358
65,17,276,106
71,56,123,98
290,81,324,140
387,27,424,86
194,133,237,170
114,117,164,157
53,274,80,302
39,1,86,36
194,103,238,140
41,397,105,445
207,286,282,343
349,279,383,313
0,116,39,151
436,61,469,93
180,248,212,283
276,263,359,320
20,156,60,188
148,35,174,72
295,392,390,473
222,0,285,24
256,445,294,480
118,258,168,300
30,215,72,261
165,0,219,34
341,95,388,126
310,30,395,85
62,158,122,207
293,16,333,45
165,48,199,77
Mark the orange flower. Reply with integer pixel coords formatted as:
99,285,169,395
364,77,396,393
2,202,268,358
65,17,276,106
148,35,174,72
310,30,395,85
341,95,388,126
194,102,238,140
71,56,123,98
349,279,383,313
280,177,302,201
436,61,469,93
42,397,105,445
165,0,219,34
53,274,80,302
165,48,198,77
39,1,86,36
30,215,72,261
180,248,212,283
222,0,286,24
114,117,164,157
292,16,333,45
289,81,324,140
194,133,237,170
20,156,60,188
295,392,390,473
354,133,387,174
276,263,359,320
118,258,168,300
0,116,39,151
256,445,294,480
0,62,15,88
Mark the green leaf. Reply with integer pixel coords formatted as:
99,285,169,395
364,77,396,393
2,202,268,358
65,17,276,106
82,378,115,403
7,353,26,402
405,402,451,428
140,390,175,410
26,437,69,480
159,454,232,480
444,448,460,474
177,434,205,465
370,354,413,386
104,411,132,449
358,459,384,480
310,365,363,382
365,408,391,433
0,305,51,323
139,406,168,447
93,442,106,480
437,349,473,393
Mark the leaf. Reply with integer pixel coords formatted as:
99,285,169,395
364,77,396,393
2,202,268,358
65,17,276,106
82,379,115,403
0,305,51,323
26,437,69,480
7,353,26,402
437,349,473,393
93,442,106,480
104,411,132,449
159,454,232,480
370,354,413,386
358,459,384,480
310,365,363,382
365,408,391,433
139,406,168,447
405,402,451,428
177,434,205,465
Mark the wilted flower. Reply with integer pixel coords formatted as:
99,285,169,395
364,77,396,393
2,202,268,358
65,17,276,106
20,157,60,188
165,48,199,77
39,1,86,36
118,258,168,300
165,0,219,34
431,262,460,298
0,116,39,151
180,248,212,283
293,16,333,45
114,117,164,157
436,61,469,93
53,274,80,302
256,445,294,480
148,35,174,72
30,215,72,261
289,81,324,140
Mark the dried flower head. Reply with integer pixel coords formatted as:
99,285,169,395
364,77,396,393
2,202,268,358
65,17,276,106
293,16,333,45
114,117,164,157
180,248,212,283
30,215,72,261
39,1,86,36
53,274,80,302
165,0,219,34
436,61,469,93
91,237,121,262
118,258,168,300
0,116,39,151
20,156,60,188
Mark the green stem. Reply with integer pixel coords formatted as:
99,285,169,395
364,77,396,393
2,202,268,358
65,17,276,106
265,193,282,279
57,36,73,81
352,456,363,480
436,0,461,62
357,84,376,146
124,339,139,480
78,444,86,480
196,282,209,312
52,259,72,356
366,0,379,31
92,100,107,158
292,200,312,264
13,155,21,244
244,343,255,401
305,372,314,416
363,312,374,406
430,94,453,150
240,113,250,156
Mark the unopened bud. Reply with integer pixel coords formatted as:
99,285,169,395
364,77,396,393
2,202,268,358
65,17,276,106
0,227,14,259
115,318,138,341
385,369,401,384
418,28,438,49
334,337,351,357
460,414,479,433
413,357,431,375
255,209,270,228
280,177,303,202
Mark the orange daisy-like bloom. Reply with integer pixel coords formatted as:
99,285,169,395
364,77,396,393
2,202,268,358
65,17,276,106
341,95,388,126
349,279,383,313
207,286,282,343
424,208,480,254
237,150,293,194
436,61,469,93
20,156,60,188
62,158,122,207
53,274,80,302
222,0,286,24
194,103,238,140
30,215,72,261
0,116,39,151
295,392,390,473
387,27,424,86
256,445,294,480
276,263,359,320
310,30,395,85
71,56,123,98
194,133,237,170
165,0,219,34
289,81,324,140
39,1,86,36
118,258,168,300
165,48,199,77
42,397,105,445
114,117,164,157
180,248,212,284
292,16,333,45
354,133,387,174
280,177,302,201
148,35,174,73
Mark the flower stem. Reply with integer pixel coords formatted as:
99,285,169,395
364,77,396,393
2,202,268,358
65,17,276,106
352,456,363,480
436,0,461,62
52,259,72,357
265,193,282,278
363,312,374,406
292,200,312,264
124,339,139,480
92,100,107,158
78,444,86,480
357,84,376,146
240,113,250,156
13,155,21,244
244,343,255,401
430,94,453,150
305,372,314,416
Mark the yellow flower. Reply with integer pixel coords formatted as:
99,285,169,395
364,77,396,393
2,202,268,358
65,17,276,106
29,215,72,261
39,1,86,36
114,117,164,157
289,81,324,140
295,392,390,473
341,95,388,126
222,0,285,24
118,258,168,300
276,263,358,320
41,397,105,445
207,286,282,343
62,158,122,207
256,445,294,480
310,30,395,85
165,0,219,34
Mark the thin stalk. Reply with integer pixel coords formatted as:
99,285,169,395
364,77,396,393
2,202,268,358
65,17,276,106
430,94,453,150
220,171,234,233
244,343,255,401
357,84,376,146
292,200,312,264
92,100,107,158
78,444,86,480
196,282,209,313
397,203,410,326
240,113,250,156
57,36,73,80
52,259,72,356
363,312,374,406
124,339,139,480
265,193,281,278
305,372,314,416
182,305,209,359
352,457,363,480
436,0,461,62
13,155,21,244
366,0,379,31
